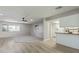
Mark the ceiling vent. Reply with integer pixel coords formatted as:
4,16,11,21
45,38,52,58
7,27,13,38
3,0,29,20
56,6,62,9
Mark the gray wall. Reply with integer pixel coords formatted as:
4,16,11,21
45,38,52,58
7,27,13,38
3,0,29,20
31,21,43,38
0,21,31,37
60,14,79,27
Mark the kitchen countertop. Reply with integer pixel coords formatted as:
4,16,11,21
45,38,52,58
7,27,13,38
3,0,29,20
56,32,79,35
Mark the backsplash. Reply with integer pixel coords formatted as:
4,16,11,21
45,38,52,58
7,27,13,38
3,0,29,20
62,27,79,34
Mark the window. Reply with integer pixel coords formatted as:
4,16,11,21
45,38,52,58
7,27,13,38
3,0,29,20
2,24,8,32
2,24,20,32
8,25,20,32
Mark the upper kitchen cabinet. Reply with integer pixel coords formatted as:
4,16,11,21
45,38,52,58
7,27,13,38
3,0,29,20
60,14,79,27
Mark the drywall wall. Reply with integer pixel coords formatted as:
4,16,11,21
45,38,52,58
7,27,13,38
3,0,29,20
31,21,43,38
0,21,31,37
60,14,79,27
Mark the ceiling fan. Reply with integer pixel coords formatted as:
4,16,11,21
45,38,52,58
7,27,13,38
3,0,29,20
22,17,28,22
22,16,32,22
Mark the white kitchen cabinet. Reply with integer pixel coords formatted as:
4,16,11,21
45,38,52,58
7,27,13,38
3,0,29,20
56,33,79,49
60,14,79,27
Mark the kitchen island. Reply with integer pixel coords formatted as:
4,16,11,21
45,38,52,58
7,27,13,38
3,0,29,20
56,32,79,49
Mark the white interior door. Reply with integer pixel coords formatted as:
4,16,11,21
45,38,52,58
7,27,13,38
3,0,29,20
52,23,58,37
50,22,59,42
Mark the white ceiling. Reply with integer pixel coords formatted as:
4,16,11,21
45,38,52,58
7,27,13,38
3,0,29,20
0,6,79,24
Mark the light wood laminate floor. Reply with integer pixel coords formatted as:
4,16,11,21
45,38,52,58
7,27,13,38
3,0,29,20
0,39,62,53
0,36,79,53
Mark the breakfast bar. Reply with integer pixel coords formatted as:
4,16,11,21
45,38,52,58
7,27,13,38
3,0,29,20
56,32,79,49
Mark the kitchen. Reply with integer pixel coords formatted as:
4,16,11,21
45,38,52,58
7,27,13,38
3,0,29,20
45,9,79,50
56,14,79,49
